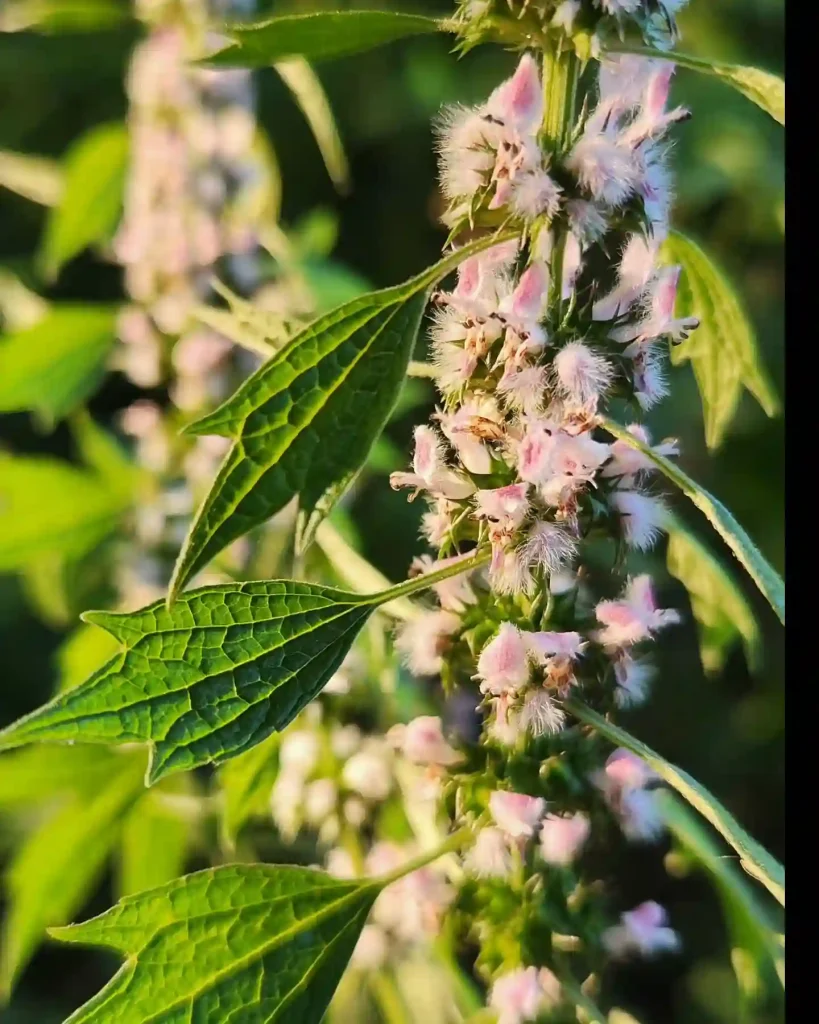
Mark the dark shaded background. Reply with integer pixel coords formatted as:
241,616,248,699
0,0,783,1020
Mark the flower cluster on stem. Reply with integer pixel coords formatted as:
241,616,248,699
389,0,695,1013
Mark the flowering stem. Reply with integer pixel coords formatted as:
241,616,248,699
541,43,580,156
541,44,579,319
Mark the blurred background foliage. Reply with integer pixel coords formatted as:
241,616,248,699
0,0,783,1021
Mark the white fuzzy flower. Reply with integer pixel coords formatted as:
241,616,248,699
520,690,566,737
390,425,475,501
610,489,668,551
489,790,546,839
595,575,680,648
475,623,531,695
465,826,514,879
489,966,561,1024
553,341,614,410
342,747,392,801
395,609,462,677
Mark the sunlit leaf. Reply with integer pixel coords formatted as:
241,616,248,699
0,556,486,783
599,419,784,624
566,701,785,906
661,792,784,1010
0,0,128,33
0,149,62,205
38,122,129,280
0,453,130,571
219,732,280,847
666,515,761,675
0,305,117,426
171,234,512,598
51,864,381,1024
117,776,196,898
608,45,784,124
204,10,445,67
0,750,145,996
662,231,779,449
55,622,123,694
275,57,349,191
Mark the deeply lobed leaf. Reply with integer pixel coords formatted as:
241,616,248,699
663,231,778,450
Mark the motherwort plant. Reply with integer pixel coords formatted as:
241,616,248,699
0,1,784,1021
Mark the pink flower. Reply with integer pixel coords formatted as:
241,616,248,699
474,484,531,563
489,966,561,1024
596,749,665,843
390,425,475,501
601,424,679,481
595,575,680,648
489,790,546,839
553,341,614,410
395,609,462,677
539,812,591,865
438,398,504,475
497,262,548,367
603,901,681,959
464,826,513,879
485,54,543,132
475,623,531,695
609,489,668,551
613,654,654,708
632,266,699,344
525,630,586,662
388,716,462,767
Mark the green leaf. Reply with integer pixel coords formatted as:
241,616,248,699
0,745,126,809
0,268,49,331
0,453,130,571
219,732,280,848
599,419,784,624
170,234,511,599
607,46,785,125
660,792,784,1011
566,700,785,906
38,121,129,281
0,581,374,784
275,57,349,192
661,231,779,449
0,751,145,997
0,149,62,205
0,556,486,783
50,863,381,1024
0,305,116,425
0,0,129,33
666,515,761,675
204,10,445,67
55,622,124,694
117,777,195,898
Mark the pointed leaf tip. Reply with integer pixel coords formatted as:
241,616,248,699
170,232,515,594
